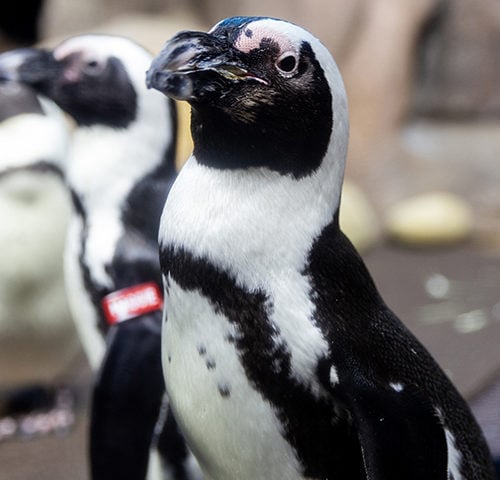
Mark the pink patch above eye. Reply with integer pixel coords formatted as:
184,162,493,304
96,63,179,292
235,25,294,54
63,67,80,83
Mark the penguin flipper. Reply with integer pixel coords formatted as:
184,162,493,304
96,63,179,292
90,313,165,478
344,382,448,479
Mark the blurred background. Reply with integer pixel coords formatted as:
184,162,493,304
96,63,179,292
0,0,499,478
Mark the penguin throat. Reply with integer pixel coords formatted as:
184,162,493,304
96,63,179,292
190,89,332,179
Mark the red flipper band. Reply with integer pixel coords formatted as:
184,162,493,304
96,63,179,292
102,282,163,325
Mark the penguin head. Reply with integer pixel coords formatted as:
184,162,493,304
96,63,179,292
148,16,348,178
0,35,167,129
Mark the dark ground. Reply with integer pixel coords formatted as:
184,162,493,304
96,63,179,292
0,243,499,479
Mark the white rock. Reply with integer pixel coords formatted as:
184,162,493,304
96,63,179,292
385,191,473,246
340,180,381,252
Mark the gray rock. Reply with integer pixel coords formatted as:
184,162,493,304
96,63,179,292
414,0,500,117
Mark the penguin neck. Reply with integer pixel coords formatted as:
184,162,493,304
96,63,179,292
190,94,332,180
66,101,175,291
66,104,174,218
161,137,346,291
0,104,68,176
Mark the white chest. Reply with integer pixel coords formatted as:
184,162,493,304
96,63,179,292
159,158,344,478
162,278,305,480
160,159,333,388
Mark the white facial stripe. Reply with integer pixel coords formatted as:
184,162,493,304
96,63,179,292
55,35,145,61
54,36,108,66
54,35,153,97
54,41,105,64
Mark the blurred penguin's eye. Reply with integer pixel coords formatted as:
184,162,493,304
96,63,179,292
275,52,298,76
84,59,104,75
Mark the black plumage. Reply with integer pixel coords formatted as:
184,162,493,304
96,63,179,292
148,16,495,479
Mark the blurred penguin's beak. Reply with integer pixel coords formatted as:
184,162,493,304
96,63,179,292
0,48,56,86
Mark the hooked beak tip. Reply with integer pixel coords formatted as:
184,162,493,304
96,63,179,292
146,64,195,101
145,68,165,91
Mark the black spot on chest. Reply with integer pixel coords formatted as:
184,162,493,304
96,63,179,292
205,358,216,370
218,383,231,398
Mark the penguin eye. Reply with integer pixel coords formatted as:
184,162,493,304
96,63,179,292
84,59,104,75
275,52,298,76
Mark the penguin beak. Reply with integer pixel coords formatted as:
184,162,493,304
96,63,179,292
0,48,57,87
147,30,267,101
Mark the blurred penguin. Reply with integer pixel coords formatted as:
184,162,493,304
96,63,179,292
0,80,78,437
0,35,200,480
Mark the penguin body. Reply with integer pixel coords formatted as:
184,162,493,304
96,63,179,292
148,17,495,479
0,82,76,388
56,36,178,366
0,36,200,480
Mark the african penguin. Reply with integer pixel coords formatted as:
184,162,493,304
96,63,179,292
0,36,201,480
147,16,496,480
0,81,78,399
